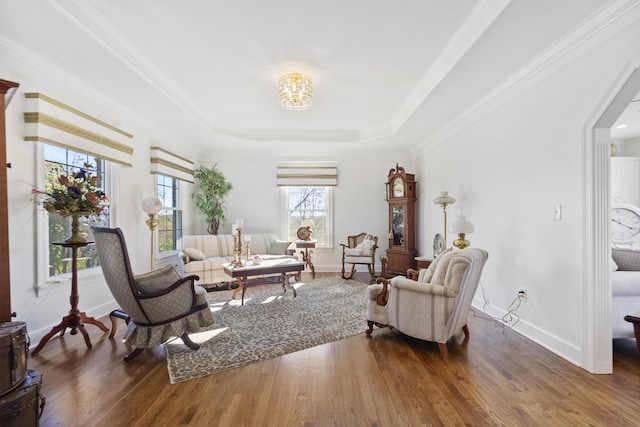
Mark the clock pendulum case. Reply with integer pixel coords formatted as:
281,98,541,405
385,164,417,275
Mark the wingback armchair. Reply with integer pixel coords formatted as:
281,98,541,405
341,232,378,283
92,227,214,361
366,248,488,357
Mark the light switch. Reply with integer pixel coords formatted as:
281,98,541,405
554,205,562,221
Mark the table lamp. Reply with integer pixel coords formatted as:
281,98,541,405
449,214,474,249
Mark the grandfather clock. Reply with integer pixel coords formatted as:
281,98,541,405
385,164,417,275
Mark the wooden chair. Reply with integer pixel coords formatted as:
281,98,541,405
341,232,378,283
92,227,214,361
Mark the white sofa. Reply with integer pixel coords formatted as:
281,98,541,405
611,247,640,338
178,233,294,285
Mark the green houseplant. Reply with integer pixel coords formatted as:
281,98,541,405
192,164,233,235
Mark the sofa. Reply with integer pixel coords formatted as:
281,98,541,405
611,247,640,339
178,233,294,285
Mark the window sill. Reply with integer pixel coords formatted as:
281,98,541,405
36,268,105,297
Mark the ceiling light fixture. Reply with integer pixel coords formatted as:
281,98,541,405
278,73,313,110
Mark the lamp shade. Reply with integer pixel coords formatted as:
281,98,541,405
141,196,162,215
449,215,474,234
433,191,456,208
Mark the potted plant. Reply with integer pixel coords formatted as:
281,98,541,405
192,164,233,235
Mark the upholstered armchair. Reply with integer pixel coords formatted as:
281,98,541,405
341,232,378,283
366,248,488,357
92,227,214,361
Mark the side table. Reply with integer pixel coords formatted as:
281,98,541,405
415,256,433,270
32,241,109,355
296,240,316,279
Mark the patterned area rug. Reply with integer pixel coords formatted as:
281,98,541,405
164,276,368,384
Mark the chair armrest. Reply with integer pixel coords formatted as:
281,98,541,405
137,274,200,298
374,277,390,306
391,276,457,298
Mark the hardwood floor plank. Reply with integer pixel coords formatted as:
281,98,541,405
27,272,640,426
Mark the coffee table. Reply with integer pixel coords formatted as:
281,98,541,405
224,258,305,305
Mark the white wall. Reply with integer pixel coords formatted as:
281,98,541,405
412,9,640,366
198,153,411,272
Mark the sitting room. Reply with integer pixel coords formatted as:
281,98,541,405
2,1,640,425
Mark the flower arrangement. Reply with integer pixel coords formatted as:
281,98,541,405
33,163,108,218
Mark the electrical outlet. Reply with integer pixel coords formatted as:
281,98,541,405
518,289,527,302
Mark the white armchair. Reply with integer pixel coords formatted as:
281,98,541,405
366,248,488,357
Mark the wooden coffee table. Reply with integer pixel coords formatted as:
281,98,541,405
224,258,305,305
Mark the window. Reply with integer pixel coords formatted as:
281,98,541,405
43,145,109,278
156,174,182,252
284,186,333,247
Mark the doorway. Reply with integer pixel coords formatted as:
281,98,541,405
586,65,640,373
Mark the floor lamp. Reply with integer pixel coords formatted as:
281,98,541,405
141,196,163,271
433,191,456,245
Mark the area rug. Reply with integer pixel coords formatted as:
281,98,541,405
164,276,368,384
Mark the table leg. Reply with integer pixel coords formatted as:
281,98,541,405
32,316,70,355
231,277,247,305
300,248,315,279
80,311,110,333
281,273,297,298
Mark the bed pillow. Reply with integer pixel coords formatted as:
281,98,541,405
268,240,292,255
183,247,206,261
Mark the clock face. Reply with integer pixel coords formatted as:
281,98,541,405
392,177,404,197
611,204,640,243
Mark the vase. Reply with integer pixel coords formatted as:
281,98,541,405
65,211,90,243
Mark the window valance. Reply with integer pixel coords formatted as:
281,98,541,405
276,164,338,186
23,93,134,167
150,146,194,183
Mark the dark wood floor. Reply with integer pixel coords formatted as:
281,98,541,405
28,272,640,426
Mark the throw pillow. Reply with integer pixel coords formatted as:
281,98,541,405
268,240,292,255
183,247,206,261
610,257,619,272
134,265,181,294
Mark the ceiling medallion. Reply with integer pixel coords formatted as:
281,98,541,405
278,73,313,111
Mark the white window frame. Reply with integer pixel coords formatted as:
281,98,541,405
155,174,183,260
281,186,333,249
35,144,113,296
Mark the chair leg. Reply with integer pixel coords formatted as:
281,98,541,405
180,333,200,350
109,309,130,339
367,264,376,284
124,348,145,362
366,320,374,335
438,342,449,358
462,324,470,336
342,264,356,280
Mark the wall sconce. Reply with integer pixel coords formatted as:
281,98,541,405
141,196,163,270
433,191,456,244
449,214,474,249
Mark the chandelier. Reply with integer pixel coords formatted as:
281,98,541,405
278,73,313,110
